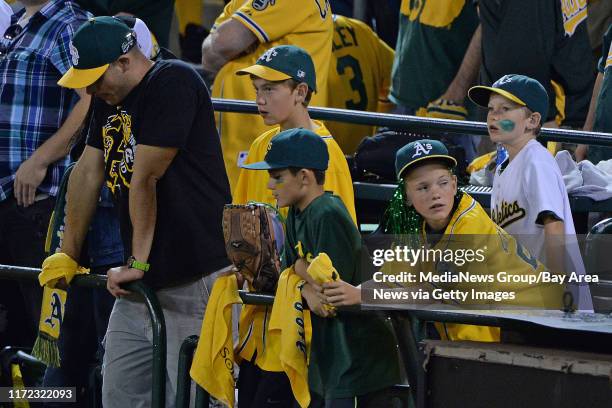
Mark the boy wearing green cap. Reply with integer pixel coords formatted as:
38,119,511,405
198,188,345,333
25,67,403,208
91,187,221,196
243,128,401,407
233,44,356,223
231,45,358,407
468,74,592,310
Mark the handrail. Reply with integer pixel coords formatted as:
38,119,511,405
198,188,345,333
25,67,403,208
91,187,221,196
238,290,274,305
176,335,208,408
211,98,612,147
0,265,167,408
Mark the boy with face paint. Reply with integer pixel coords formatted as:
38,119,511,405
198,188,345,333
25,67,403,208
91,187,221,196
243,128,401,407
468,75,592,310
323,139,565,340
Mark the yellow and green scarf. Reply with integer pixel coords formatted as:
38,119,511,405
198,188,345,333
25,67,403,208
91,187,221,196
32,165,89,367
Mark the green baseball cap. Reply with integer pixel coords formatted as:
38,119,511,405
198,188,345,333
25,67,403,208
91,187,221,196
241,128,328,171
468,74,549,119
236,45,317,92
58,16,136,89
395,139,457,180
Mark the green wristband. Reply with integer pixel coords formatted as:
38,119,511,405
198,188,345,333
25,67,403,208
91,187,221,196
127,256,150,272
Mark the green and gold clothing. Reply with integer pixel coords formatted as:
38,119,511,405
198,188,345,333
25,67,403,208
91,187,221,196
389,0,478,111
326,15,395,154
284,192,400,399
384,193,564,341
211,0,333,189
234,121,357,368
233,121,356,223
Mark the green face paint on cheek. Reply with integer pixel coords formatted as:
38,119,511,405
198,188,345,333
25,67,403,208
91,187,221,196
499,119,516,132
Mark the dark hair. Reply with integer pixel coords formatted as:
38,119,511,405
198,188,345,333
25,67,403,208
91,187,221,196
285,79,313,106
288,167,325,185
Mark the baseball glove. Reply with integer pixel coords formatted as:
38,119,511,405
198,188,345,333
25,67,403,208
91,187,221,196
222,203,284,293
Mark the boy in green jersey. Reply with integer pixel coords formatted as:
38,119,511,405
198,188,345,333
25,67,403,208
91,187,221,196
243,128,401,407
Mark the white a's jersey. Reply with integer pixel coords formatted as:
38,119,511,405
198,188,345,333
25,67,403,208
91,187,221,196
491,140,592,310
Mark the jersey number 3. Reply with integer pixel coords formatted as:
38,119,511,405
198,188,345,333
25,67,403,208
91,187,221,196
336,55,367,111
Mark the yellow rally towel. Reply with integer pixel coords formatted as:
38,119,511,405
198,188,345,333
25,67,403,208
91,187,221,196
258,267,312,408
236,302,266,363
32,253,88,367
190,274,242,408
306,253,338,313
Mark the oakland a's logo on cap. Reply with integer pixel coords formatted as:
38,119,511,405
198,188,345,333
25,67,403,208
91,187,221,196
496,75,513,86
411,142,433,158
69,41,79,66
259,47,278,63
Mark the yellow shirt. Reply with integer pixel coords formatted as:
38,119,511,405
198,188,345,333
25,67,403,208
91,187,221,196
326,15,395,154
212,0,333,189
233,121,356,224
234,121,356,364
384,193,563,341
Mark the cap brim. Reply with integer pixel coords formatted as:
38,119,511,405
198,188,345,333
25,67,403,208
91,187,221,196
240,161,278,170
57,64,109,89
468,86,526,109
397,155,457,180
236,65,292,82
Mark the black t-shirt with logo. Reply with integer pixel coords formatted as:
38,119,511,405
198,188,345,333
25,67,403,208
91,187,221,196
87,59,231,289
479,0,594,126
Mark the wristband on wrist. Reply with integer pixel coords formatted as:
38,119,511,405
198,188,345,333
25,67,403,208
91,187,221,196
127,256,150,272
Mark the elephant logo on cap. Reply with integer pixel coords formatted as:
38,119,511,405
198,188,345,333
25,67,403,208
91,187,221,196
411,142,433,158
69,41,79,66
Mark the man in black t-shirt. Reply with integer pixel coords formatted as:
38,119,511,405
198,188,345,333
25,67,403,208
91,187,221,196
54,16,231,407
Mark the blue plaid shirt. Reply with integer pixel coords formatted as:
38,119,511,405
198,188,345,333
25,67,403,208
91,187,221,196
0,0,89,201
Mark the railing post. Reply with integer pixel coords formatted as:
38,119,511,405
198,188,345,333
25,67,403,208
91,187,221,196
0,266,166,408
176,335,199,408
125,280,166,408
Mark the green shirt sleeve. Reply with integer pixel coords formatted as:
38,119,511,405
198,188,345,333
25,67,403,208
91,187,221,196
311,210,360,284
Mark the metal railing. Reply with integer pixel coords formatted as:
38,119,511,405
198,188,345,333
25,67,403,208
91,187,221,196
0,265,167,408
212,98,612,147
174,291,276,408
